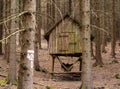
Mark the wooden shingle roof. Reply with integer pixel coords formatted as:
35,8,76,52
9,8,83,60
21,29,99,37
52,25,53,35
44,14,81,40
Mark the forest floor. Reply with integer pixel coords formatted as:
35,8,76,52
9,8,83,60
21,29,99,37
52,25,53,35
0,41,120,89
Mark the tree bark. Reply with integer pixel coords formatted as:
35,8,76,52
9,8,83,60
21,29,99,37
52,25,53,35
68,0,72,15
94,18,103,66
8,0,17,84
46,0,55,32
92,0,104,66
34,32,40,71
36,0,41,49
101,0,107,53
54,0,61,23
34,0,41,70
81,0,92,89
17,0,36,89
0,0,3,55
111,0,116,58
4,0,11,62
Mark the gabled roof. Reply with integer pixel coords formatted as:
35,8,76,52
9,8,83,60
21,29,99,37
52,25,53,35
44,14,81,40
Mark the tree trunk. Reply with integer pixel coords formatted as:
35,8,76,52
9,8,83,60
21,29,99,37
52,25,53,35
101,33,107,53
36,0,41,49
34,0,41,70
54,0,61,23
34,32,40,71
94,18,103,66
92,0,104,66
17,0,36,89
46,0,55,32
111,0,116,58
68,0,72,15
0,0,3,55
101,0,107,53
8,0,17,84
4,0,11,62
81,0,92,89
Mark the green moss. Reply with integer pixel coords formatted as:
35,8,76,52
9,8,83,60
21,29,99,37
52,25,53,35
114,74,120,79
0,78,18,86
0,78,8,86
13,81,18,86
45,85,54,89
110,60,119,64
81,85,85,89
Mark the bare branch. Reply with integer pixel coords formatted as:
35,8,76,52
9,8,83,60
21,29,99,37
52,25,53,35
0,11,28,25
0,28,25,43
91,25,110,36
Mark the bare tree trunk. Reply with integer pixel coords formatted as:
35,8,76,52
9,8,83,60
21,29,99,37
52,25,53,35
17,0,36,89
94,18,103,66
54,0,61,22
8,0,17,84
36,0,41,49
92,0,104,66
68,0,72,15
4,39,10,62
34,32,40,71
101,0,107,53
101,33,107,53
0,0,3,55
4,0,11,62
81,0,92,89
34,0,41,71
111,0,116,58
46,0,55,32
34,0,41,70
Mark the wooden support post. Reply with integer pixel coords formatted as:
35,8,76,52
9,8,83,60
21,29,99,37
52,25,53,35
79,57,82,78
51,55,55,78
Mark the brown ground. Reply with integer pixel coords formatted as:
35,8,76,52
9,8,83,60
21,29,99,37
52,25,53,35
0,42,120,89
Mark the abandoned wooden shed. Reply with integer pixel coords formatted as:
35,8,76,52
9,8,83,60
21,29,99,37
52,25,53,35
44,14,83,75
45,14,83,56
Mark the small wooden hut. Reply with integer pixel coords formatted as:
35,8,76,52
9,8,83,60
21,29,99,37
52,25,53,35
44,14,83,75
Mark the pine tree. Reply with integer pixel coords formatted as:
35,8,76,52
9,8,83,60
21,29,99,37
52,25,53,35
0,0,3,55
18,0,36,89
8,0,17,84
81,0,92,89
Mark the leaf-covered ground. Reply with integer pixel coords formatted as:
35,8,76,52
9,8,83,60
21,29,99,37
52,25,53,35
0,42,119,89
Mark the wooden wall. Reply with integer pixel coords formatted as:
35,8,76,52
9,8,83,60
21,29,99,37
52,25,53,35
49,18,82,54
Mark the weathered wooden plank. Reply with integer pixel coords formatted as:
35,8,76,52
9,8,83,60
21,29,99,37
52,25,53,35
49,16,82,55
50,71,82,74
